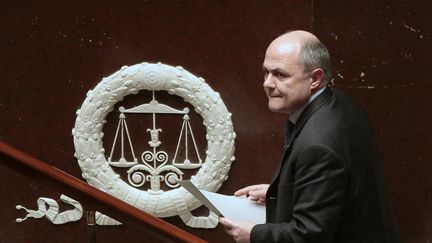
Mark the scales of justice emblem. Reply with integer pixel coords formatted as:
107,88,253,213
72,62,235,228
15,63,235,228
108,90,203,193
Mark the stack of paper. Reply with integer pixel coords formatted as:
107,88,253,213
179,180,265,224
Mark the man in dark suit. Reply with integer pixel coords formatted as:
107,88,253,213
220,30,400,243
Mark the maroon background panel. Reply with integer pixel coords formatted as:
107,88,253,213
0,1,311,242
0,0,430,242
314,1,432,242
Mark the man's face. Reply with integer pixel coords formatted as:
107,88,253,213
262,42,312,115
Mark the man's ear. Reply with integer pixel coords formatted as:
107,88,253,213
310,68,324,90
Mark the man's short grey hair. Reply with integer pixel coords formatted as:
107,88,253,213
298,39,332,83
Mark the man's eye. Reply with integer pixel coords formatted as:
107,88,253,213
275,72,286,79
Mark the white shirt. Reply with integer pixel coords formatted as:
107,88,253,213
289,87,326,124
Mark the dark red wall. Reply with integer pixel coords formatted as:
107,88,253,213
0,1,430,242
314,1,432,242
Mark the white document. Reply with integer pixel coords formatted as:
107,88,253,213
179,180,265,224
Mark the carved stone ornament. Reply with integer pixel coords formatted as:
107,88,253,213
72,62,235,228
16,195,82,224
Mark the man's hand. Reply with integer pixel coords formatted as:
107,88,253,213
234,184,269,203
219,217,255,243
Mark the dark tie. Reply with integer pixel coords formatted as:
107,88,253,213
284,121,295,147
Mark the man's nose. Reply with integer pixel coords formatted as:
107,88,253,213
263,74,275,89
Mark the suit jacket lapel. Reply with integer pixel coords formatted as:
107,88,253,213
269,87,334,185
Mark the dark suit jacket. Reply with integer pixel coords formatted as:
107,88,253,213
251,87,400,243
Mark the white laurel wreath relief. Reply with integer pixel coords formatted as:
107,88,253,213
71,62,236,228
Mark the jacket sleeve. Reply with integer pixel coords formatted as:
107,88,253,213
251,145,348,243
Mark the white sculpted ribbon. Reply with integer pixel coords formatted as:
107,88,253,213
16,194,83,224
